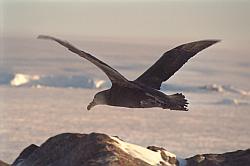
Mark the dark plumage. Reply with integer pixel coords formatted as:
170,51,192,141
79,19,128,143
38,35,220,111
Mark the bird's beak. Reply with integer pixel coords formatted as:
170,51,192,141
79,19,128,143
87,100,96,110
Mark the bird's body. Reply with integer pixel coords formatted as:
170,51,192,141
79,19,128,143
102,83,186,110
38,35,219,111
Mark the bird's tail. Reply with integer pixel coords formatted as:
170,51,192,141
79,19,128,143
167,93,188,111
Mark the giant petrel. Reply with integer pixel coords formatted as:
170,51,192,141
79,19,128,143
38,35,219,111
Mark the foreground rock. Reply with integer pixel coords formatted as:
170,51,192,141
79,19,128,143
12,133,183,166
187,149,250,166
3,132,249,166
0,160,9,166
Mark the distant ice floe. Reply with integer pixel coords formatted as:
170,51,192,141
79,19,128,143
201,84,224,92
161,84,198,92
0,72,109,89
223,85,250,96
162,83,250,97
1,72,250,99
10,73,40,86
215,98,250,106
93,80,106,89
200,84,250,96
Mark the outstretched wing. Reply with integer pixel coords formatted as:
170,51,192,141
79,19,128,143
38,35,129,85
135,40,220,90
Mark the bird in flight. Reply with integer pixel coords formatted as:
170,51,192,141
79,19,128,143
38,35,219,111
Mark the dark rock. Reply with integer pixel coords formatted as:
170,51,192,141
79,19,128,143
12,133,152,166
147,146,178,165
147,146,166,152
4,132,249,166
186,149,250,166
0,160,9,166
12,144,39,166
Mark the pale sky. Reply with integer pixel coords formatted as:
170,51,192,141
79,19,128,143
1,0,250,47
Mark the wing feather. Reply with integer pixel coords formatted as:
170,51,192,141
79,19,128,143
37,35,128,84
135,40,220,89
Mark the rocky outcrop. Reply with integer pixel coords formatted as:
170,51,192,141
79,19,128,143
11,133,181,166
0,160,9,166
1,132,249,166
187,149,250,166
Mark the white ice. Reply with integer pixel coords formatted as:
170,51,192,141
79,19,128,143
111,136,186,166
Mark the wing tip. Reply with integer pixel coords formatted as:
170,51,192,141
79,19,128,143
203,39,221,45
37,35,54,40
197,39,221,46
37,35,74,50
180,39,221,53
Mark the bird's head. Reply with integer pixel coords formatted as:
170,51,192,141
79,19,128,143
87,90,108,110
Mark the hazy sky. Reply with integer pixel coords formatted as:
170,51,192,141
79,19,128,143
1,0,250,47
